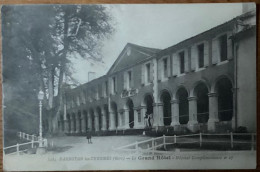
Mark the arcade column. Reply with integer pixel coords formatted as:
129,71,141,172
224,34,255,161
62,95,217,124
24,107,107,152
109,111,116,130
101,108,107,131
208,93,219,132
187,97,199,132
171,100,180,126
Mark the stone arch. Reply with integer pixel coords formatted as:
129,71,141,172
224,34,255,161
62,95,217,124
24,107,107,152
175,85,189,100
190,79,210,97
71,113,76,133
125,98,134,128
96,106,102,131
211,75,234,93
103,104,109,130
89,108,95,131
194,82,209,123
59,114,64,132
159,89,172,103
110,101,118,128
77,111,82,133
141,93,154,105
176,86,189,124
142,93,154,115
214,76,233,121
82,110,88,132
160,90,172,126
66,114,71,133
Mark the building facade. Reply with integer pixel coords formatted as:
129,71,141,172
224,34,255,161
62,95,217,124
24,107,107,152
48,9,256,135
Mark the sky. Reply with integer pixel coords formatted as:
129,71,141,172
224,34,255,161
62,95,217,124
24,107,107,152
72,3,243,84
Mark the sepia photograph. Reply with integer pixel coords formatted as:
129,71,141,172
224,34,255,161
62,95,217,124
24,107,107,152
1,3,257,171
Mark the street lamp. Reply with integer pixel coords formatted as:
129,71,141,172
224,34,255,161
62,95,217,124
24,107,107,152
38,90,44,147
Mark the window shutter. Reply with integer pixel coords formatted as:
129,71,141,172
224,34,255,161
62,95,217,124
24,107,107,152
123,72,127,89
191,46,198,71
212,37,220,65
114,77,117,93
109,78,112,94
184,50,189,73
172,53,179,76
158,60,162,81
82,92,85,104
167,56,171,78
141,65,145,85
103,83,106,97
150,62,154,83
131,71,134,88
227,32,233,60
204,41,209,67
96,87,99,99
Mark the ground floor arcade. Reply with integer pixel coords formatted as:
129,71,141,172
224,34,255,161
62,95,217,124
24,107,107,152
54,75,236,134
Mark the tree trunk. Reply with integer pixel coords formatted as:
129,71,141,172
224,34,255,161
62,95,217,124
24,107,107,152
51,8,69,134
47,66,55,109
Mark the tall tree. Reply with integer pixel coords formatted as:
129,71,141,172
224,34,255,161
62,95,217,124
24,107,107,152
2,5,115,138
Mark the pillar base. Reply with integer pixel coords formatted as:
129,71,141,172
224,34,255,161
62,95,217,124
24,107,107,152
231,117,236,131
109,127,116,131
101,127,107,131
36,147,46,154
171,121,180,126
187,121,199,132
116,126,124,130
173,124,181,132
134,123,145,129
207,118,218,132
123,125,130,130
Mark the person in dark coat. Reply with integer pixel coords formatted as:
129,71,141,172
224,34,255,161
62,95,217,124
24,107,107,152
86,129,92,144
144,111,149,128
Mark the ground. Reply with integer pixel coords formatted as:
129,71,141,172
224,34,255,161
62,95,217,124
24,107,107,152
3,135,256,171
46,135,152,155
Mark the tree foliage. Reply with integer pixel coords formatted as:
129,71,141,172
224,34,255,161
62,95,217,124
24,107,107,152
2,5,115,140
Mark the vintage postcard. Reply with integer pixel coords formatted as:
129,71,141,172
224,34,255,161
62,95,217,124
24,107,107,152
1,3,257,171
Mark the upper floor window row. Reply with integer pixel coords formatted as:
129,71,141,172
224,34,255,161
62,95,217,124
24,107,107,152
171,32,232,77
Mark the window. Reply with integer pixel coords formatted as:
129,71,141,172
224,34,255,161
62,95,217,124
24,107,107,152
198,43,204,68
179,51,185,74
163,58,167,78
105,81,108,96
219,34,227,62
146,63,150,83
128,71,132,89
112,77,116,94
96,87,99,99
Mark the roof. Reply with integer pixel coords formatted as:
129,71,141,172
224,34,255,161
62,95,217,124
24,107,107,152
107,43,160,75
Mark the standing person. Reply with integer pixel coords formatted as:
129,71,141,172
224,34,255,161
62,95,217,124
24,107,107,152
86,129,92,144
144,111,149,128
148,113,153,127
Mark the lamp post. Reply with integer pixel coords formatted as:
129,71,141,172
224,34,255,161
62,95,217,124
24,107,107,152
38,90,44,147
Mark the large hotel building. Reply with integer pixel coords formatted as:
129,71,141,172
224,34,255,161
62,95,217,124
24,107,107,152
46,8,256,135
